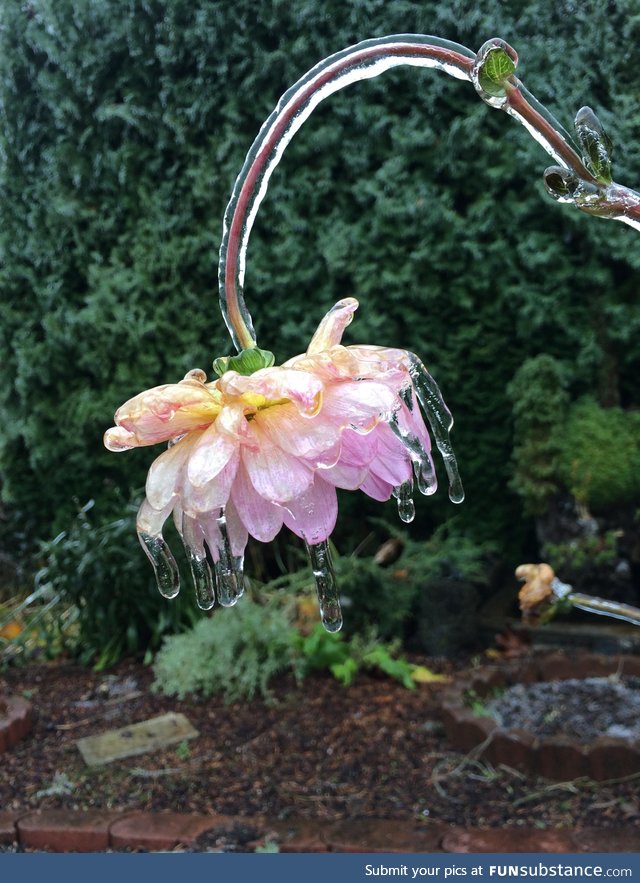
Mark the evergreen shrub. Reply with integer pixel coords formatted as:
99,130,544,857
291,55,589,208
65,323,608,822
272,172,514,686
557,398,640,512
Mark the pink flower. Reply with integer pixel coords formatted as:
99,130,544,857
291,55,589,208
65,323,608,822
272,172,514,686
104,298,461,628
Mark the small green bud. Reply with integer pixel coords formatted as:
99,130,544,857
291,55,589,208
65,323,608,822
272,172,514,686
213,346,276,377
476,42,517,98
574,106,613,184
543,166,579,200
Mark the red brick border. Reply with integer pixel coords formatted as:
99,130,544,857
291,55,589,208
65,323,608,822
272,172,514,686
1,809,638,852
0,695,33,754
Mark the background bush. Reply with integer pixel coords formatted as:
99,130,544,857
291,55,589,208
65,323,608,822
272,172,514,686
1,0,639,659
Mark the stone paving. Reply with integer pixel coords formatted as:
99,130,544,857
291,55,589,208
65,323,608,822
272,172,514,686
0,809,638,853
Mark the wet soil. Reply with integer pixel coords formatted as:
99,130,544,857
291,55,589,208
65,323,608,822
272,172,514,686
1,655,639,830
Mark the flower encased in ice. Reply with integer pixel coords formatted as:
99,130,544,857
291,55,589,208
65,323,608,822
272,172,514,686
104,298,461,627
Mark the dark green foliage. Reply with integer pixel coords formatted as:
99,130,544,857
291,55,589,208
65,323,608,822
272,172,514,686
1,1,640,656
508,355,569,515
336,526,492,641
557,398,640,512
35,500,197,667
545,530,618,573
414,578,479,657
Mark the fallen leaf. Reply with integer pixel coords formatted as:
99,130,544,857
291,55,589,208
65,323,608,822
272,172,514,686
410,665,450,684
0,621,23,639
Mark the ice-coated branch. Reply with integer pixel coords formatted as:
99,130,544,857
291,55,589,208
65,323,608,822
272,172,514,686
219,35,640,354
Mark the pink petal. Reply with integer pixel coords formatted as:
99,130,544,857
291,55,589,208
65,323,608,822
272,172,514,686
282,477,338,544
145,433,200,510
255,401,341,461
339,427,379,465
231,462,284,542
186,421,238,488
220,367,324,416
112,378,221,445
367,422,413,487
306,298,359,353
242,423,314,503
359,472,394,502
181,450,239,516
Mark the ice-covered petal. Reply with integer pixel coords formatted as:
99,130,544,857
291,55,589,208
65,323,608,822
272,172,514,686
255,400,341,461
182,450,239,515
283,477,338,545
186,421,238,488
201,504,246,606
104,425,138,451
306,297,359,353
321,380,398,431
318,459,369,490
136,497,174,536
111,379,222,445
225,497,249,559
231,462,284,542
242,424,314,503
359,471,394,502
145,432,200,510
136,498,180,599
219,367,323,416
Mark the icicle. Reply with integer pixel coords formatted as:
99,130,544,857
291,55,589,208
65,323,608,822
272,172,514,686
137,532,180,599
179,514,216,610
389,414,438,497
392,479,415,523
306,539,342,632
407,354,464,504
213,509,245,607
186,548,215,610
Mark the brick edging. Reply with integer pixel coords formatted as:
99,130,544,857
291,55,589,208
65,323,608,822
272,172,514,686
0,695,33,754
1,809,638,853
440,652,640,782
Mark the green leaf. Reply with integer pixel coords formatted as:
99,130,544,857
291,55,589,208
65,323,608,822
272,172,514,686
330,658,359,686
213,346,275,377
478,47,516,98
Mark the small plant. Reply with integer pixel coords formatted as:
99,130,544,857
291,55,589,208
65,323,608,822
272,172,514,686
175,740,191,761
152,595,301,703
153,592,422,702
296,625,416,689
465,687,504,719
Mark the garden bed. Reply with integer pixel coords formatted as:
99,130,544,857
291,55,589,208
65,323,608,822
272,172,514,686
439,652,640,781
1,650,639,831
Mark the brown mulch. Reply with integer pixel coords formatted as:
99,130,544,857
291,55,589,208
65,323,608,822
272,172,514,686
1,655,639,830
